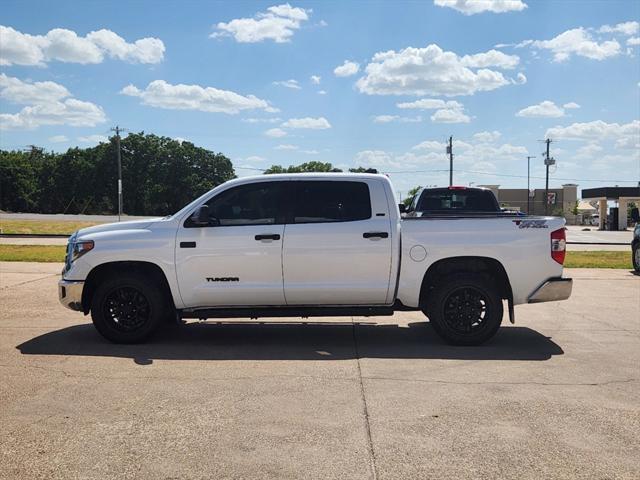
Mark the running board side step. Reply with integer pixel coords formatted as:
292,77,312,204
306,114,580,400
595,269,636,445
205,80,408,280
181,306,396,320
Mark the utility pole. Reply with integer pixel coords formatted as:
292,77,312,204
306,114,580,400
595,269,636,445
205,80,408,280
527,155,535,214
110,126,126,221
447,136,453,186
543,138,555,215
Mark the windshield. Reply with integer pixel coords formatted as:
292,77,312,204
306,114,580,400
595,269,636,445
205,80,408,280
416,189,499,212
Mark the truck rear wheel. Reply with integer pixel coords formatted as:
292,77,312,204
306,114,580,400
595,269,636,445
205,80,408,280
91,273,164,343
426,273,503,346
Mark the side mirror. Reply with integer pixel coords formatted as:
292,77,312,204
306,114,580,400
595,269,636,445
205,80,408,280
190,204,210,226
398,203,407,214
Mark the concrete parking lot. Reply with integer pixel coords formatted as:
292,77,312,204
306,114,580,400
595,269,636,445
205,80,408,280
1,262,639,479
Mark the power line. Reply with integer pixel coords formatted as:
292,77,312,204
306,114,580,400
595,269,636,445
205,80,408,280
233,165,636,184
381,168,636,184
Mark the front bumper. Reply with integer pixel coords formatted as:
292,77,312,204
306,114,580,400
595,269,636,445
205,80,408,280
528,278,573,303
58,279,84,311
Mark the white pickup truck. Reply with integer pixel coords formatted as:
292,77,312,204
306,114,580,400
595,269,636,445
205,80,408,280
59,173,572,345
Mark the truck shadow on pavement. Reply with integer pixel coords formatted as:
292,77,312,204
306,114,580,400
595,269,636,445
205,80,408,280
17,321,563,364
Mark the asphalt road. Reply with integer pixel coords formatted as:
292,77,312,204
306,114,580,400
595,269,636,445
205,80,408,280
0,262,639,479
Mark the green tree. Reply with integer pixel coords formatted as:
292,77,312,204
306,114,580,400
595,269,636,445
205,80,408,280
0,133,235,216
264,161,338,174
403,186,421,207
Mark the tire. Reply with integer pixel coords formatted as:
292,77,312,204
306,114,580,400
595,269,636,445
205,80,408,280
426,273,503,346
633,243,640,272
91,273,165,343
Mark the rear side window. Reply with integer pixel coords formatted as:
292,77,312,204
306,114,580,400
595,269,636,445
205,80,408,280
293,181,371,223
416,189,499,212
202,182,287,226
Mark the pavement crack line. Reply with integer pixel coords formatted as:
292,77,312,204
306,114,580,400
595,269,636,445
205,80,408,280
351,318,379,480
0,273,58,290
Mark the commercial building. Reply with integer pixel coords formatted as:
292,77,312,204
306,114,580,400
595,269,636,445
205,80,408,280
478,184,578,217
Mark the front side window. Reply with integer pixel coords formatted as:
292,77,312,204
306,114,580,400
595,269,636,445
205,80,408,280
292,181,371,223
195,182,286,227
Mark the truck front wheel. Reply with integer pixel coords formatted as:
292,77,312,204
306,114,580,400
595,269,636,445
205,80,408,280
426,273,503,346
91,273,164,343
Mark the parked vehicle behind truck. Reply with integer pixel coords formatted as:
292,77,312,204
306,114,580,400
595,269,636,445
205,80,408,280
59,173,572,345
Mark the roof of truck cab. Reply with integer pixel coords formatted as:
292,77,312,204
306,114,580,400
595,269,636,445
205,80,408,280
229,172,389,183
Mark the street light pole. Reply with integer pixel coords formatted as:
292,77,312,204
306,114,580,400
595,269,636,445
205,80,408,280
543,139,557,216
527,156,535,214
110,126,126,221
447,136,453,187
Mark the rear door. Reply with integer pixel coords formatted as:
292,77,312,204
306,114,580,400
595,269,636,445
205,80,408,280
282,179,393,305
175,181,287,308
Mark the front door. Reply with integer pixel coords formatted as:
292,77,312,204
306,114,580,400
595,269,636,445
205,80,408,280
175,181,288,308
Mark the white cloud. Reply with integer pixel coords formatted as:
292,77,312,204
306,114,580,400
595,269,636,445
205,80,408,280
317,90,327,95
120,80,274,114
0,25,164,66
310,75,321,84
525,28,621,62
334,60,360,77
301,149,319,154
48,135,68,143
211,4,311,43
598,21,639,36
273,79,301,89
516,100,565,118
274,144,298,150
574,143,603,160
562,102,580,109
396,97,470,123
356,44,512,96
514,72,527,84
78,134,108,144
412,140,447,151
431,108,471,123
281,117,331,129
241,117,282,123
472,130,501,142
373,115,422,123
265,128,288,137
397,98,463,110
0,74,106,130
628,37,640,46
460,49,520,69
434,0,527,15
546,120,640,150
355,138,527,174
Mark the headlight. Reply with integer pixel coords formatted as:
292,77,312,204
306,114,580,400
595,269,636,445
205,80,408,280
72,240,94,261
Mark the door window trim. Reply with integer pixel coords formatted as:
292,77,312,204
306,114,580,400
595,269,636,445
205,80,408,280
184,181,290,228
289,180,372,225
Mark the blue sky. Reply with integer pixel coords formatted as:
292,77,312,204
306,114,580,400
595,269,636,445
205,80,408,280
1,0,639,197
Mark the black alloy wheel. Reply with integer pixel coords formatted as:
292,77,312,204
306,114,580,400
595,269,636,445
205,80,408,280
91,273,164,343
426,273,503,345
442,286,489,335
102,286,151,333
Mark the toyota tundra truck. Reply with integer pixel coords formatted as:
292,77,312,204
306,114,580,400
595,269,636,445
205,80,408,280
59,173,572,345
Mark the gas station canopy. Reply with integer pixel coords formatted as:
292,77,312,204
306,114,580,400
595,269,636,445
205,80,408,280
581,186,640,231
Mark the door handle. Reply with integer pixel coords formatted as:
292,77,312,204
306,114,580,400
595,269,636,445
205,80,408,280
255,234,281,241
180,241,196,248
363,232,389,239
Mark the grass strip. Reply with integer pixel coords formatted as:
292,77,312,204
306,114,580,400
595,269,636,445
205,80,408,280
0,219,100,235
564,251,632,269
0,245,66,263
